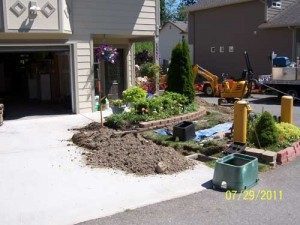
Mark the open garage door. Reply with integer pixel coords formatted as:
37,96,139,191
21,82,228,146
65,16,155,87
0,45,75,120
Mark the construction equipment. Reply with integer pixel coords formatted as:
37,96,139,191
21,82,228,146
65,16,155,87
218,52,254,104
193,52,254,105
192,65,223,96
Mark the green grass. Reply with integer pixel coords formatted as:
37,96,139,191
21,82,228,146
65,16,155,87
258,163,272,173
195,111,231,131
143,132,228,156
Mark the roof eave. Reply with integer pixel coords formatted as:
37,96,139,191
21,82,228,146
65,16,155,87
187,0,254,12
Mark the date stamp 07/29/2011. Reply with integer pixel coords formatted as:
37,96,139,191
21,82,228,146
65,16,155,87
225,190,284,201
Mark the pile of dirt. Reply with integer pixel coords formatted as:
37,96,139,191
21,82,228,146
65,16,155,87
72,124,194,175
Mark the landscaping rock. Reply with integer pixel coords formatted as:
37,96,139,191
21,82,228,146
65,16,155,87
244,148,265,159
261,150,277,165
155,162,168,174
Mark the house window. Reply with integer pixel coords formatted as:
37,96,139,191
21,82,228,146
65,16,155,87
271,1,282,9
210,47,216,53
220,46,225,53
229,46,234,53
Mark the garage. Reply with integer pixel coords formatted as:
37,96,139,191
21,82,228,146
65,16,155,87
0,46,74,119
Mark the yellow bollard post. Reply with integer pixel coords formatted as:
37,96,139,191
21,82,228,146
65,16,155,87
281,96,293,124
233,100,252,144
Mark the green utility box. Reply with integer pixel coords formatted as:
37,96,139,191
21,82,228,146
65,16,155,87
212,153,258,192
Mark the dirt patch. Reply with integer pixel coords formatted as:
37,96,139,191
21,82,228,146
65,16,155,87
196,97,233,115
72,123,194,175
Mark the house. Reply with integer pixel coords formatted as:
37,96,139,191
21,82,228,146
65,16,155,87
159,21,193,65
0,0,159,117
188,0,300,77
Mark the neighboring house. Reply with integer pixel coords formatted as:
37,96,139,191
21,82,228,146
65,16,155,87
0,0,159,116
188,0,300,77
159,21,193,65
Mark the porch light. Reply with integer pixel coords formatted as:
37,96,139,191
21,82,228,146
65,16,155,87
29,1,41,15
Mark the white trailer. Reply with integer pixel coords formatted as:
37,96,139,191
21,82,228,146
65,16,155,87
262,67,300,98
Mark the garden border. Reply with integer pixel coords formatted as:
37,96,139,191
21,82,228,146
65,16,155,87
277,141,300,165
139,107,207,130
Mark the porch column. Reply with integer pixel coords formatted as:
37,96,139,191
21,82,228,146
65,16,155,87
73,37,94,113
154,35,160,94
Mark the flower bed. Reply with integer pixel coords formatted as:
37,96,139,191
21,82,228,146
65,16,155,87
105,88,198,130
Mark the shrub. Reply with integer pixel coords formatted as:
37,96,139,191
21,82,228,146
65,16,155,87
249,112,279,148
122,86,147,104
104,112,149,129
111,99,124,107
148,97,163,113
276,122,300,143
140,63,160,80
167,39,195,103
162,92,189,106
105,114,125,129
134,99,150,115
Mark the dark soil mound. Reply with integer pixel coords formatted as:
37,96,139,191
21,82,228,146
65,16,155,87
72,126,194,175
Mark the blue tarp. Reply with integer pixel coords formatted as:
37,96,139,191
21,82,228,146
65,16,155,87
155,122,233,142
194,122,232,141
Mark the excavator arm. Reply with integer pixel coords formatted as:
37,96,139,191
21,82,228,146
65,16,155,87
192,64,220,96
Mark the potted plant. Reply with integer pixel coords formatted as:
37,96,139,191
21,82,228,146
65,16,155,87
111,99,126,114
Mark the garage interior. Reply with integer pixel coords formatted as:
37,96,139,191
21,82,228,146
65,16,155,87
0,50,72,119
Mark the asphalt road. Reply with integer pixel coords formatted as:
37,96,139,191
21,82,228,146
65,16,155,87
78,158,300,225
202,94,300,127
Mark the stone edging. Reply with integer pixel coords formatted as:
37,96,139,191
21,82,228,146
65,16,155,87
277,141,300,165
243,148,277,166
139,107,207,130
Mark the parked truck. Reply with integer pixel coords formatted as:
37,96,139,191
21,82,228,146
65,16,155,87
260,56,300,98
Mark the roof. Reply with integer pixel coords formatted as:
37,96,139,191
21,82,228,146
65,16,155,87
187,0,254,12
161,21,188,33
259,1,300,28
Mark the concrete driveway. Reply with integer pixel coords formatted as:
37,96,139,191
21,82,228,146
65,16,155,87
0,113,213,225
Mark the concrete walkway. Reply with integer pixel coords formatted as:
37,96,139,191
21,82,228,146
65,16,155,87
0,113,213,225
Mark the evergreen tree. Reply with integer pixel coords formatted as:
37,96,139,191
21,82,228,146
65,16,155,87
176,0,198,21
167,38,195,103
160,0,167,25
181,38,195,102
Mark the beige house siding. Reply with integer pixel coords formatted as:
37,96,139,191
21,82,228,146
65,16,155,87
62,0,72,33
74,41,94,113
127,43,135,87
4,0,60,31
72,0,156,36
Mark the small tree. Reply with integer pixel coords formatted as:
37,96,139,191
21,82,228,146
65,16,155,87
167,38,195,103
250,111,279,148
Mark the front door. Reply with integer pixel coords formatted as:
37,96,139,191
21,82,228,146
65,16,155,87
104,49,125,99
